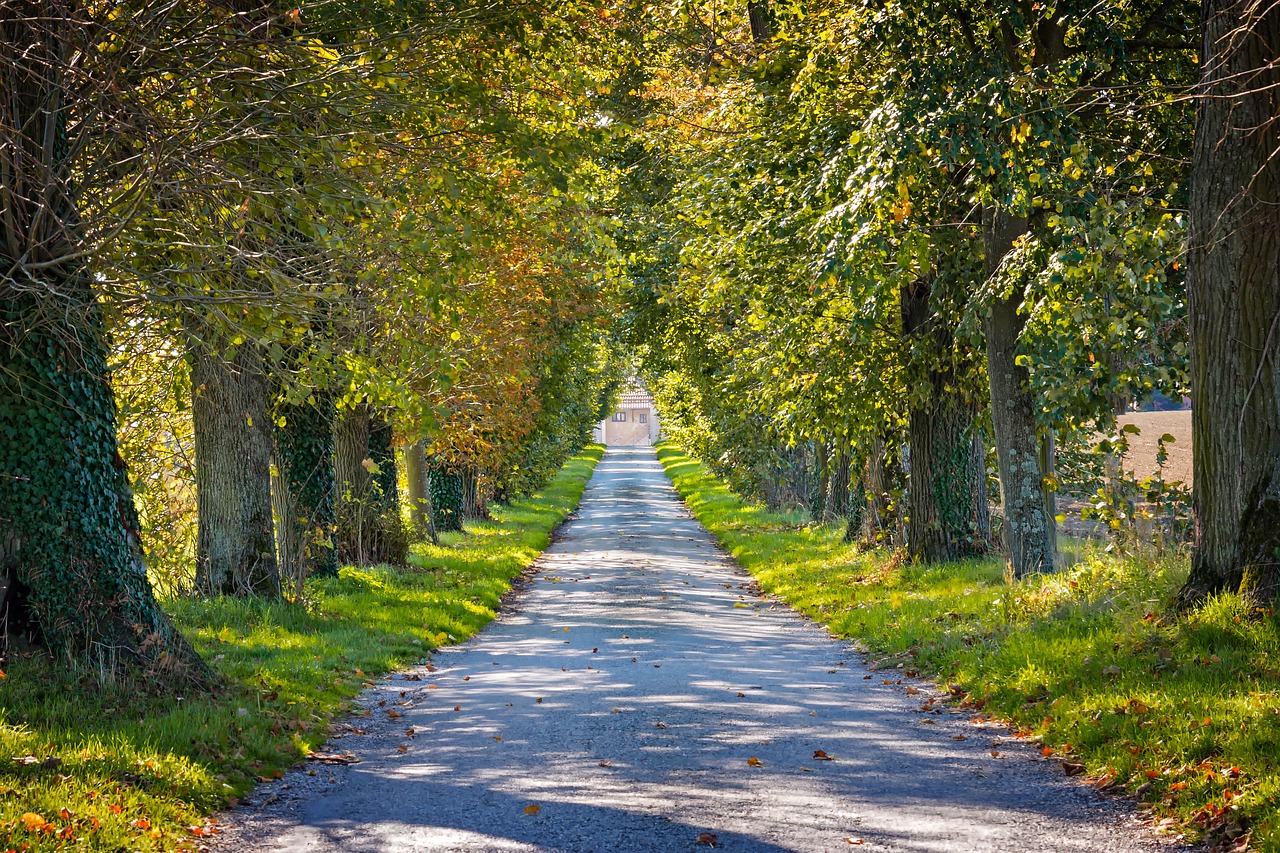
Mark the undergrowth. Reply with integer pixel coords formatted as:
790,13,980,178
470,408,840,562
0,444,603,852
658,441,1280,851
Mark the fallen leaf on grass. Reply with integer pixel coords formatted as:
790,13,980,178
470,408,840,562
813,750,834,761
747,757,763,767
696,832,719,846
20,813,46,831
524,804,541,815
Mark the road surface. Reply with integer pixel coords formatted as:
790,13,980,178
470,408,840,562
216,445,1181,853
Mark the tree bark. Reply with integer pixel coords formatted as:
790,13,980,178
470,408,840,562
902,275,983,563
0,5,207,678
982,208,1054,575
404,440,430,539
1179,0,1280,606
747,1,772,42
191,336,280,597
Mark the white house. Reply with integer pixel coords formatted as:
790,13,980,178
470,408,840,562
597,380,660,445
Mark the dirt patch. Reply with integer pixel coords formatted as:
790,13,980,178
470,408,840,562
1114,410,1193,486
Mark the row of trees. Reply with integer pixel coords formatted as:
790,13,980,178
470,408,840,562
614,0,1276,605
1,1,622,677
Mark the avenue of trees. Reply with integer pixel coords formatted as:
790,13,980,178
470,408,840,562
1,0,622,675
610,2,1276,602
1,0,1276,679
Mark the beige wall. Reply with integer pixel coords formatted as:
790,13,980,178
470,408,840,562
604,408,656,445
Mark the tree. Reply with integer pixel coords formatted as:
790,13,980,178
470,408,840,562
0,3,204,676
1179,0,1280,606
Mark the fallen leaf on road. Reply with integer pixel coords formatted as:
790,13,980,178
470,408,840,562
696,832,719,846
493,736,503,742
397,745,408,753
598,760,613,767
813,750,834,761
536,697,543,703
1062,760,1086,776
845,838,864,845
308,752,359,765
747,757,763,767
951,735,967,741
524,804,541,815
736,692,746,698
453,705,461,711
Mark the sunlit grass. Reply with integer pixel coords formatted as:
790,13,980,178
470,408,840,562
0,445,603,852
658,441,1280,850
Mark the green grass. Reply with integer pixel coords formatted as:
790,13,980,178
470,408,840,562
658,441,1280,851
0,444,603,852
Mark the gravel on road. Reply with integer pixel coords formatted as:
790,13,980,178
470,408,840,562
213,445,1187,853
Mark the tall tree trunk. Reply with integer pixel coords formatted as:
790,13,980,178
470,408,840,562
902,275,983,563
335,403,372,564
404,440,430,539
864,437,890,546
1179,0,1280,606
0,5,206,676
191,337,280,597
982,208,1054,575
429,463,464,533
272,394,336,596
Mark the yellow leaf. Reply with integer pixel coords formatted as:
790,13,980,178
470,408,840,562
524,804,541,815
746,756,763,767
21,813,46,831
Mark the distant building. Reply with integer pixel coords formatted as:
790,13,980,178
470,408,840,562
596,380,660,445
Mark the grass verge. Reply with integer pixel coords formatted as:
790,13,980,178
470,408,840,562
658,441,1280,851
0,444,603,852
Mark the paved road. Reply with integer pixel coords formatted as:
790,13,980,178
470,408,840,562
221,445,1180,853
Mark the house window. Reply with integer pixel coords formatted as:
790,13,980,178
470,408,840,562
611,411,627,422
639,413,648,423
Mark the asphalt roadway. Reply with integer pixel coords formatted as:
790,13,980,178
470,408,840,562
217,444,1183,853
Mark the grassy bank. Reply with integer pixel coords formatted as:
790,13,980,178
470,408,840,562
658,441,1279,851
0,444,603,852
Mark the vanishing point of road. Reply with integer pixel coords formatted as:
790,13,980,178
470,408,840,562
218,445,1181,853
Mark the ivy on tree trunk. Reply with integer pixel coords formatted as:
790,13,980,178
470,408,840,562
0,4,206,679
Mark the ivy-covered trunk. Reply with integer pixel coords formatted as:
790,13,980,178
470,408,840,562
334,404,407,565
1179,0,1280,606
0,6,205,677
190,336,280,597
429,464,464,533
272,394,337,595
982,208,1054,575
901,275,983,563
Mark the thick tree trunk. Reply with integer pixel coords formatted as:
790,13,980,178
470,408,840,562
982,208,1054,575
404,440,430,539
902,275,983,563
1179,0,1280,606
335,404,372,564
863,437,890,546
272,395,336,596
0,6,206,678
191,337,280,597
970,431,992,547
429,464,464,532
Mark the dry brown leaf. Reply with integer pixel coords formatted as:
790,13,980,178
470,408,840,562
397,745,408,753
524,804,541,815
746,757,763,767
813,750,834,761
696,832,719,846
598,760,613,767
